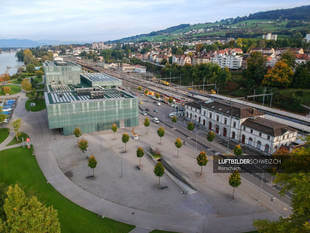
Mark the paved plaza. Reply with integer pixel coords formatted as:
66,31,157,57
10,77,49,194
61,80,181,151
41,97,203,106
8,92,291,233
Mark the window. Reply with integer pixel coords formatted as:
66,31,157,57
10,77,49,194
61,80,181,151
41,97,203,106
216,115,219,122
233,122,236,128
250,129,253,133
267,135,270,140
243,126,245,130
259,132,262,137
224,118,227,125
209,113,212,118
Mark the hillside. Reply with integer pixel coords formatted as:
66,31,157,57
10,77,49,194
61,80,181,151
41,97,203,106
111,5,310,43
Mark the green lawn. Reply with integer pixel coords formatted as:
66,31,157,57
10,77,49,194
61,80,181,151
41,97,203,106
9,79,22,84
7,132,29,146
25,98,46,112
0,85,21,95
0,147,135,233
0,128,9,144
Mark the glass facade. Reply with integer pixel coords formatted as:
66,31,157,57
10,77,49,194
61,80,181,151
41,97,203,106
46,96,139,135
43,61,81,85
44,61,139,135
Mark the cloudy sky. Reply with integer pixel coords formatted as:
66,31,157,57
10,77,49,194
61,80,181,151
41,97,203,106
0,0,308,42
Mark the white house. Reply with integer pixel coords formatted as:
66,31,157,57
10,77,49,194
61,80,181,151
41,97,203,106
262,33,278,41
211,54,243,69
184,100,297,154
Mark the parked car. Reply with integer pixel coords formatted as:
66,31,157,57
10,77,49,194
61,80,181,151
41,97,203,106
157,102,161,106
145,108,150,112
153,109,158,113
142,111,147,116
153,117,160,124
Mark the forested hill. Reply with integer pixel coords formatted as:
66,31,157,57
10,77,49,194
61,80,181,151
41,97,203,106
248,5,310,21
112,24,190,43
110,5,310,43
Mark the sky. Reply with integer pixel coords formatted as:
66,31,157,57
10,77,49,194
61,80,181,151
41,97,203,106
0,0,309,42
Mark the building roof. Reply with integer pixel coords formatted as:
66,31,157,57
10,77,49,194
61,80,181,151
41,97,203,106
242,117,296,137
201,100,263,118
45,85,134,105
186,101,202,110
81,73,119,82
81,73,122,87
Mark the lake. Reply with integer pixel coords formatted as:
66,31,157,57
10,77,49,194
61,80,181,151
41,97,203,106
0,51,24,75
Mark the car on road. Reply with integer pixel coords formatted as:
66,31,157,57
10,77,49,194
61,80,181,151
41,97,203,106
153,117,160,124
157,102,161,106
169,112,176,118
145,108,150,112
142,111,147,116
153,109,158,113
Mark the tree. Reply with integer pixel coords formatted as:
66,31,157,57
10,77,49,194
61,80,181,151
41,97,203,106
78,138,88,153
293,61,310,88
157,127,165,144
0,114,6,123
0,184,60,233
175,138,183,157
144,117,150,127
234,144,242,156
23,49,35,65
187,122,195,131
2,86,11,95
144,89,149,95
244,52,267,87
262,61,294,88
0,74,10,82
26,64,35,73
73,127,82,138
88,155,97,177
12,118,21,140
197,151,208,176
111,123,118,139
155,93,160,99
280,50,296,68
171,116,177,123
168,97,173,104
137,86,142,91
21,79,32,91
229,170,241,200
122,133,130,152
136,147,144,168
207,131,215,142
254,138,310,233
154,162,165,187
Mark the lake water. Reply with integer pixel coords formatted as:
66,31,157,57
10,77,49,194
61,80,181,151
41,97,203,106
0,51,24,75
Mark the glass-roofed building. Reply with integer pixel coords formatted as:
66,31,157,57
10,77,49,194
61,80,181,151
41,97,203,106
44,62,138,135
43,61,82,85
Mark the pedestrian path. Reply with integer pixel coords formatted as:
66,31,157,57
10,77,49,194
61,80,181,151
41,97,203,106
129,227,151,233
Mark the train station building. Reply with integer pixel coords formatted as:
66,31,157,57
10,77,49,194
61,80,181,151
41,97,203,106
44,61,139,135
